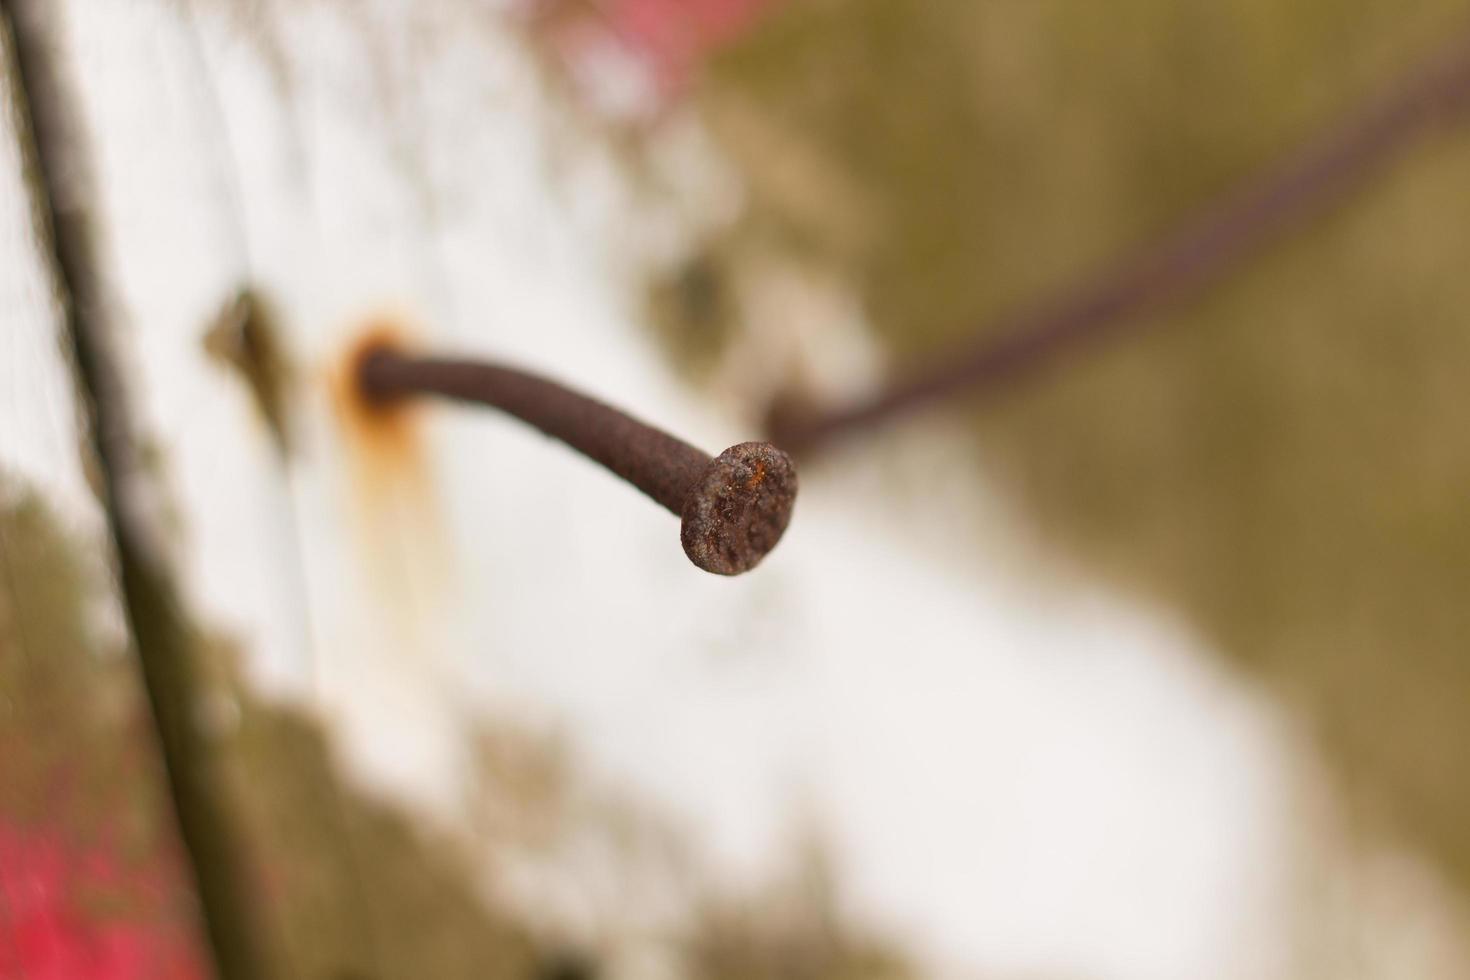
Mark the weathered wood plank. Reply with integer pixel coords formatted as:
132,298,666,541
0,9,215,977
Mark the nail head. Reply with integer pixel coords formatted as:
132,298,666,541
680,442,797,576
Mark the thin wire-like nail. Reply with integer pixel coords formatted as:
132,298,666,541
357,345,797,576
769,27,1470,453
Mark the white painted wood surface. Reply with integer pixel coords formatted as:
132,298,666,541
0,17,124,655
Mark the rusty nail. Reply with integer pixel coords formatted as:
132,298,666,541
356,345,797,576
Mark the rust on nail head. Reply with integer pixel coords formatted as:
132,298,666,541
679,441,797,576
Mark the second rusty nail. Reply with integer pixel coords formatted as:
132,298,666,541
356,344,797,576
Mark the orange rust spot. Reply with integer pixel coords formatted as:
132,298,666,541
744,459,768,489
328,318,451,613
331,322,423,463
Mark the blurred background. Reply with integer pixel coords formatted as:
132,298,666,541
3,1,1469,978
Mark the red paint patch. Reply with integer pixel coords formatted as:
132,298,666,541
0,823,206,980
525,0,785,110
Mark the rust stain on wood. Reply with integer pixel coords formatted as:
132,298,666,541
329,317,452,618
332,321,425,462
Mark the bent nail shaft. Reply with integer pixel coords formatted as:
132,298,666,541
357,346,797,575
360,348,709,514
